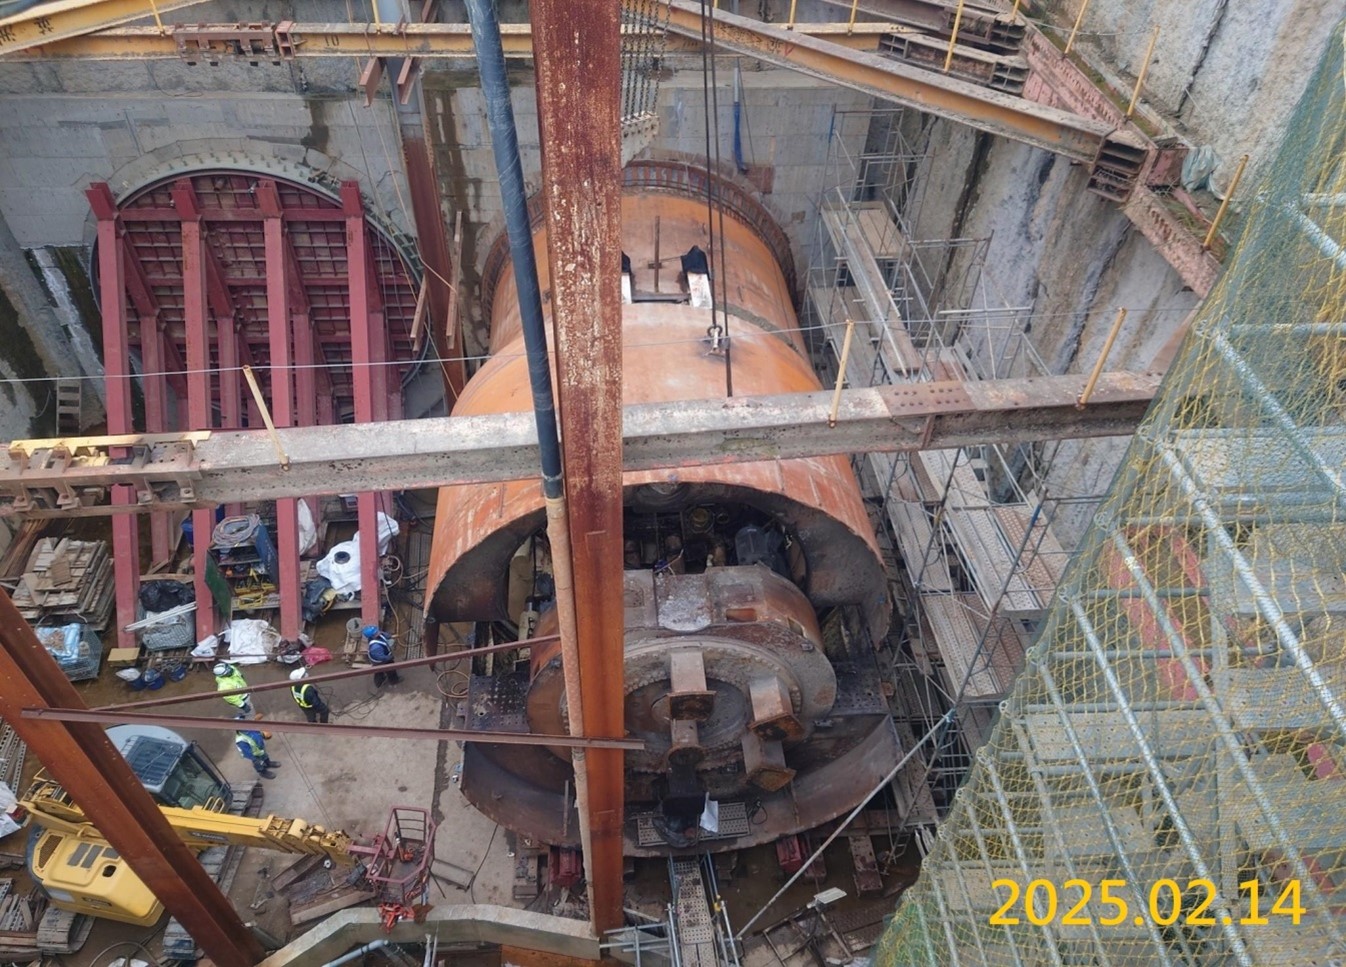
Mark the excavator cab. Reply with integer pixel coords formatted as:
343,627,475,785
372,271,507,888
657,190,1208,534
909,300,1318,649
110,724,232,811
25,725,235,925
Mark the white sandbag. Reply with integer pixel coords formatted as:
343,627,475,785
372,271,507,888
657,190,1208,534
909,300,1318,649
316,540,361,596
226,619,279,664
315,512,400,596
298,499,318,557
375,511,399,555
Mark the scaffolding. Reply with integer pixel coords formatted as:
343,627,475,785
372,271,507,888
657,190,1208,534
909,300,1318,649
805,108,1104,830
878,19,1346,966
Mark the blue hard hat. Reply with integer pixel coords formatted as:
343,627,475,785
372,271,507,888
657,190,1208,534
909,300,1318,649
362,625,378,639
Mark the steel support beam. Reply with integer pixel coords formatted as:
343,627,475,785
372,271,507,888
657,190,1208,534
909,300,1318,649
112,200,181,565
8,20,894,61
86,184,140,651
372,0,466,405
654,0,1111,163
0,372,1159,515
22,707,644,749
259,179,302,640
172,179,217,643
532,0,626,933
138,306,175,567
0,589,263,967
120,232,189,398
343,182,382,628
0,0,210,56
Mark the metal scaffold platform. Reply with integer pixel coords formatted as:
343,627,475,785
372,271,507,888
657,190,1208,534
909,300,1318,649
805,108,1100,830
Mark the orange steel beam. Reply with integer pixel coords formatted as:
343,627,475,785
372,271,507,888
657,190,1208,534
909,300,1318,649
531,0,627,933
5,19,892,60
0,0,209,57
0,590,263,967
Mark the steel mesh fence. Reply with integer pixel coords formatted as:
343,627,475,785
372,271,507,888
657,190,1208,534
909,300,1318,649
876,21,1346,967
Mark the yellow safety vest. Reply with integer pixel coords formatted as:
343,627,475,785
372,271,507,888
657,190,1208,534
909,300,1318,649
291,684,314,708
217,669,250,708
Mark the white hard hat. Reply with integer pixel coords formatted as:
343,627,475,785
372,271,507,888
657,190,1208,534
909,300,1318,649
289,667,308,682
212,663,229,677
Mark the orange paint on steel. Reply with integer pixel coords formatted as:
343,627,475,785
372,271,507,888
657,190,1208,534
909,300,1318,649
428,182,884,634
530,0,626,932
0,586,263,967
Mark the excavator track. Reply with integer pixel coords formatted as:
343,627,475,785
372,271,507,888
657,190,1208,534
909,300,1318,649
162,781,264,961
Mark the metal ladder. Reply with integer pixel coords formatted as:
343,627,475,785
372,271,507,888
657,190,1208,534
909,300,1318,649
668,855,740,967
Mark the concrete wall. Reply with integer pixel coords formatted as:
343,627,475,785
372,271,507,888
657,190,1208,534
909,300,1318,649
0,0,1332,448
1032,0,1341,188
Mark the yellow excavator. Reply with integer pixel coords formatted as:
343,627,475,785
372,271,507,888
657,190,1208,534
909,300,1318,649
20,725,432,931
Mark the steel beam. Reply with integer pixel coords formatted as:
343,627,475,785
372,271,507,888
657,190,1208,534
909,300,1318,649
0,372,1159,515
172,178,217,643
0,0,210,57
22,707,644,749
343,182,382,628
532,0,626,932
0,586,264,967
139,311,174,567
86,185,140,652
112,201,178,565
654,0,1111,164
258,179,302,640
372,0,466,404
8,20,894,61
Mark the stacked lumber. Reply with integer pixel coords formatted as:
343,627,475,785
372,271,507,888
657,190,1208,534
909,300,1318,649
0,521,44,590
0,879,48,962
9,539,114,630
276,854,374,926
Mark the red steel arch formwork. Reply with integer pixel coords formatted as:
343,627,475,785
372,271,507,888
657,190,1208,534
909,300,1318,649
428,162,900,856
88,172,424,648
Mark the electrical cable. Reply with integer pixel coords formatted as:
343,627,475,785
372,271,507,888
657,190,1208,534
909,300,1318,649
467,823,500,903
0,308,1199,387
704,0,734,397
435,667,471,700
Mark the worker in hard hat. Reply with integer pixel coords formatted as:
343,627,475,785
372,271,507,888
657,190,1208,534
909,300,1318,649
234,726,281,779
363,625,402,687
289,667,331,723
213,662,260,719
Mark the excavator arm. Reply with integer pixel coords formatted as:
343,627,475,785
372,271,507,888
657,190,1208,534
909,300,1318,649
22,775,355,862
21,774,360,926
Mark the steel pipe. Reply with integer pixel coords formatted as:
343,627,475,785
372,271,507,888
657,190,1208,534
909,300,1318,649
20,707,644,750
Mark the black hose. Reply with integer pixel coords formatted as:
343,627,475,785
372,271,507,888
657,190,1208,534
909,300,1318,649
463,0,564,501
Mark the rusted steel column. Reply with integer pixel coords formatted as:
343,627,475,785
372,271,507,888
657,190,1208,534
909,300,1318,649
531,0,626,933
286,246,322,531
140,319,174,568
0,591,264,967
373,0,466,405
86,185,141,652
343,182,382,627
173,180,218,644
364,247,392,423
259,180,302,640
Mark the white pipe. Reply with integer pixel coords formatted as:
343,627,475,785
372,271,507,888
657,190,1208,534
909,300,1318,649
321,939,391,967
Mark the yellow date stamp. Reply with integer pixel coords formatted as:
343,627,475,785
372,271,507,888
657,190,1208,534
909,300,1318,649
989,878,1305,928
